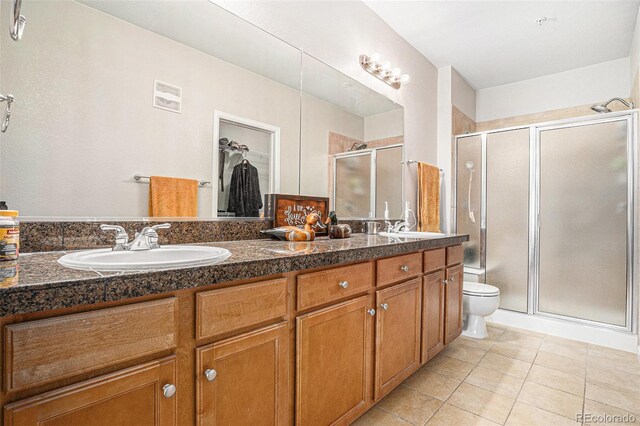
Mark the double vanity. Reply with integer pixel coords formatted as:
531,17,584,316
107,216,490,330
0,232,467,425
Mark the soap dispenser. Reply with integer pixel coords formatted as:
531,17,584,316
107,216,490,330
401,201,417,231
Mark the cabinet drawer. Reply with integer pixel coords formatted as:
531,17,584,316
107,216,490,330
297,263,373,311
196,278,288,340
376,253,422,287
423,248,446,273
4,298,178,392
446,245,463,266
4,356,177,426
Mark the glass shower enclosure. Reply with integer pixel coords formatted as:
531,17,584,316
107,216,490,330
455,111,636,330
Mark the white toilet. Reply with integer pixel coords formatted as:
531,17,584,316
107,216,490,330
462,282,500,339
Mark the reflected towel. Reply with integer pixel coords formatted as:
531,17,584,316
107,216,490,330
417,162,440,232
148,176,198,217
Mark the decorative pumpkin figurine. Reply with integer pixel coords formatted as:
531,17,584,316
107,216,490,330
261,213,326,241
324,211,351,239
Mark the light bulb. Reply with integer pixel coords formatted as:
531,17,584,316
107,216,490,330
399,74,411,85
391,67,402,77
369,53,381,63
380,61,391,71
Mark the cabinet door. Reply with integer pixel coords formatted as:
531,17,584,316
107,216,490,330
445,264,464,344
4,357,177,426
422,270,446,363
296,296,374,426
374,278,422,400
196,323,289,426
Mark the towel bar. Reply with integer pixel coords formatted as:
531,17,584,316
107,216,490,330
401,160,443,172
133,174,210,187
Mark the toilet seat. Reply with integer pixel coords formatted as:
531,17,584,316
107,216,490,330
463,282,500,297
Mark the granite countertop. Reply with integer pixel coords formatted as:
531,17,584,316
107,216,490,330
1,233,468,317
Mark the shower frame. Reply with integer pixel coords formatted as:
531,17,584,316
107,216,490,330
453,110,638,333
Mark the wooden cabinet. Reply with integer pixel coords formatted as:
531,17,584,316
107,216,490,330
196,323,289,426
422,271,446,363
376,253,422,287
444,264,464,344
446,245,463,266
374,278,422,400
297,262,373,311
296,296,373,426
4,298,177,392
4,356,177,426
196,278,287,340
0,243,467,426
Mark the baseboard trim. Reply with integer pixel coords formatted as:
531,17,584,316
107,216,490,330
486,309,638,353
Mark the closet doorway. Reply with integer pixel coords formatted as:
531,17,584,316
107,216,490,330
213,111,281,217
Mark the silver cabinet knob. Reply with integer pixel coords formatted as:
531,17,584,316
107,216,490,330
380,303,389,310
367,308,376,316
204,369,217,382
400,265,409,272
442,279,448,285
449,276,455,282
339,281,349,289
162,384,176,398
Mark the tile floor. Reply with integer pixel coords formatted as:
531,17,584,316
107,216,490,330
353,324,640,425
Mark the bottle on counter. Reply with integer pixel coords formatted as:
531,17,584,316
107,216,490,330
0,210,19,261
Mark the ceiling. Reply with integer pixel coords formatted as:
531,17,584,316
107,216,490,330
364,1,640,89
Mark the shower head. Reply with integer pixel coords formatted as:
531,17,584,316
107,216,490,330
349,142,367,151
591,97,634,114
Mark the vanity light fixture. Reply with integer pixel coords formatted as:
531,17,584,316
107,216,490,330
360,53,410,89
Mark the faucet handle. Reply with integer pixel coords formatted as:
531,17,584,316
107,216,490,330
142,223,171,249
151,223,171,231
100,224,129,250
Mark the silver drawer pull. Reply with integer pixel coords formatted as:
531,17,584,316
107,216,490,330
380,303,389,310
204,369,217,382
400,265,409,272
367,308,376,316
339,281,349,289
162,384,177,398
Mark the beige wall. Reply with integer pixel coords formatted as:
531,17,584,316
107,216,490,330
364,109,403,142
300,93,364,197
477,58,631,122
215,0,439,213
0,1,301,217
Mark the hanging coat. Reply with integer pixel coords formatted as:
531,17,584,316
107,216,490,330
227,161,263,217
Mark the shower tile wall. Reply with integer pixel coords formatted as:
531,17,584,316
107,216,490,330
476,100,634,132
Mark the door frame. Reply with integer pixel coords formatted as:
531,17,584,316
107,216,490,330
212,110,281,217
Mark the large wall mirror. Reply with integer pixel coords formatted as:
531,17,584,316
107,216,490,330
300,54,404,219
0,0,403,220
0,0,301,218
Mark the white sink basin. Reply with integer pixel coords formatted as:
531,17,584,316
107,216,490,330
379,231,446,239
58,245,231,271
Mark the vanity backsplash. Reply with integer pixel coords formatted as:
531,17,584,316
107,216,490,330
19,219,392,253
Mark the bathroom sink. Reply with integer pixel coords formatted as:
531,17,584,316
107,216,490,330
58,245,231,271
379,231,446,239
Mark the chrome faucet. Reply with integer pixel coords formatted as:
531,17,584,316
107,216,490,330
100,223,171,251
388,221,408,233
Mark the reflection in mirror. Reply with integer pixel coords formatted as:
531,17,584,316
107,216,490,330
0,0,301,218
299,54,404,219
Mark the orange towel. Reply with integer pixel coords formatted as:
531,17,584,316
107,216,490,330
148,176,198,217
417,162,440,232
